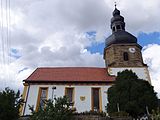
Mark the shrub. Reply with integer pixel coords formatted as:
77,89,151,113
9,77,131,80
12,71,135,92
29,96,75,120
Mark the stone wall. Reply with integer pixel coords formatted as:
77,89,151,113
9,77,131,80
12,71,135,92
104,44,144,67
74,115,109,120
74,115,132,120
19,116,29,120
19,115,132,120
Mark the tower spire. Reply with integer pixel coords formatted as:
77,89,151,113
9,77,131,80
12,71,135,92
105,6,137,47
114,1,117,8
111,6,125,33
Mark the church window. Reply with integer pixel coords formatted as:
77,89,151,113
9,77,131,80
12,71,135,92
123,52,129,61
91,88,102,112
65,88,74,106
36,87,48,111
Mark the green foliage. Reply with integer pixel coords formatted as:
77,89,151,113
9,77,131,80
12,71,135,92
0,87,22,120
29,96,75,120
107,70,158,117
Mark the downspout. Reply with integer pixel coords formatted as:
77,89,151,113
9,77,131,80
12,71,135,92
23,83,30,116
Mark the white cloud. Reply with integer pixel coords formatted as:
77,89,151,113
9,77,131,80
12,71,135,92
142,44,160,98
0,0,160,97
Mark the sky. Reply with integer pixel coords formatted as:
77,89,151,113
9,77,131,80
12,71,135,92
0,0,160,98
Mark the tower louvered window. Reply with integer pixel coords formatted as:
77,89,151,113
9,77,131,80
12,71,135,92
123,52,129,61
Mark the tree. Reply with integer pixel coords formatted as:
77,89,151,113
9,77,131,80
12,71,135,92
107,70,158,118
29,96,75,120
0,87,22,120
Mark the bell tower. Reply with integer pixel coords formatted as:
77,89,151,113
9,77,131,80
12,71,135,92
104,6,146,67
104,6,151,84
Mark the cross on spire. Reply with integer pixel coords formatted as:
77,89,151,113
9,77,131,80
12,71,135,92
114,1,117,8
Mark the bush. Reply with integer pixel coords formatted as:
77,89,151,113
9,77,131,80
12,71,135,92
29,96,75,120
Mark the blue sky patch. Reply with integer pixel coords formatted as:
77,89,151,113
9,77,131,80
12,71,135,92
86,32,160,54
85,31,104,54
10,48,21,59
137,32,160,47
11,48,19,54
86,42,104,54
85,31,96,41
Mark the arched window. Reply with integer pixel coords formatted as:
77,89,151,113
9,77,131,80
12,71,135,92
122,25,125,30
116,25,121,30
112,26,116,32
123,52,129,61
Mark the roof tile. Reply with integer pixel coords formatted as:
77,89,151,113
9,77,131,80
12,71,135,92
25,67,115,83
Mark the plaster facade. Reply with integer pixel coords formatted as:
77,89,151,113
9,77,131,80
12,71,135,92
108,67,151,84
22,84,111,115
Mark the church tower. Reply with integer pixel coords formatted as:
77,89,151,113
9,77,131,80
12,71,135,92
104,6,151,83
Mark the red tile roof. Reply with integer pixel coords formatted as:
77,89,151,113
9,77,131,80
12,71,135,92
24,67,115,83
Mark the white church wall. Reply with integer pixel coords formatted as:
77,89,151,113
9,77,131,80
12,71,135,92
74,86,91,112
23,84,111,115
24,85,39,115
108,67,151,83
74,85,111,112
101,86,110,112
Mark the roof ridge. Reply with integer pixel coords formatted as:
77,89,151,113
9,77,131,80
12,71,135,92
37,67,106,69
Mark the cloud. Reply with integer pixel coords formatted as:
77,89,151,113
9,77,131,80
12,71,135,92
0,0,160,97
142,44,160,98
111,0,160,34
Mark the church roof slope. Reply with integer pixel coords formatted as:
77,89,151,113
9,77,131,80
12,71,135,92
105,30,137,47
24,67,115,83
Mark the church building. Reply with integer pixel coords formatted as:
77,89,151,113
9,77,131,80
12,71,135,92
20,7,151,116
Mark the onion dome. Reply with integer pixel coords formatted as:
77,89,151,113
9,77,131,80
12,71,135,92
105,7,137,47
113,8,120,16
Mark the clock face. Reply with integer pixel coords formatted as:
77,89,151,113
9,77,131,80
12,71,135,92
129,48,136,53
